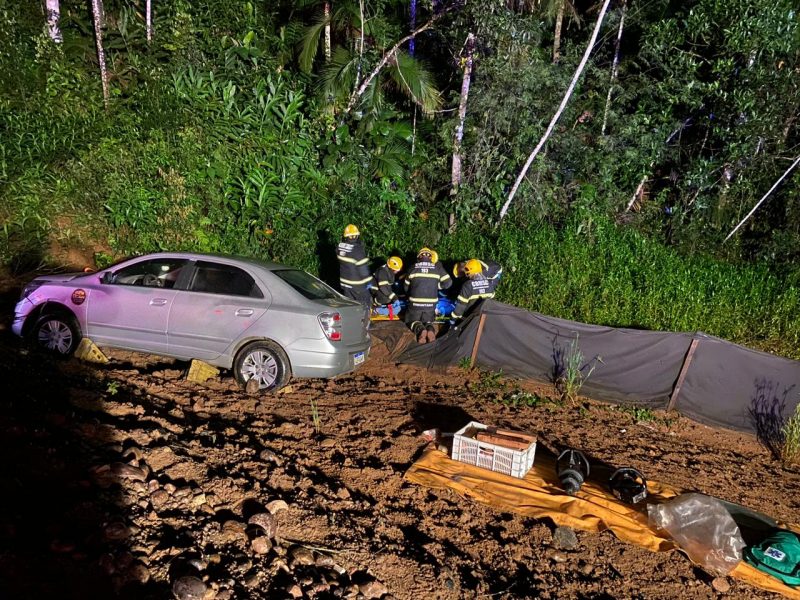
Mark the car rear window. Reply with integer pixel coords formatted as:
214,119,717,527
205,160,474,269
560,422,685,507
190,261,264,298
272,269,338,300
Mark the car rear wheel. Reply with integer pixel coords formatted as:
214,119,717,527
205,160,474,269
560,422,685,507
33,313,81,356
234,341,291,393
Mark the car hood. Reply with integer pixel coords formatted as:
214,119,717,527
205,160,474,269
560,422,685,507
33,272,91,284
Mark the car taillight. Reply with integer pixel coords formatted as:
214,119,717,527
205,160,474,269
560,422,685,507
318,312,342,342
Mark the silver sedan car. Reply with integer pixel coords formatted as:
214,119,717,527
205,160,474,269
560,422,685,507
12,252,371,391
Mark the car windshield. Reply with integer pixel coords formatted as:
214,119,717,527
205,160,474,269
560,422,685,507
272,269,338,300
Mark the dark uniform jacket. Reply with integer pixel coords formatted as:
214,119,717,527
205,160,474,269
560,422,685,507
371,264,397,305
479,259,503,293
404,259,452,309
452,274,494,319
337,239,371,292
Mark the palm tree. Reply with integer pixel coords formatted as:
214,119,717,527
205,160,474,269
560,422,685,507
293,0,442,118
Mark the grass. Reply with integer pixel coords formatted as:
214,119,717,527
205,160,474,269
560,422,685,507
554,334,602,404
310,396,321,435
780,405,800,466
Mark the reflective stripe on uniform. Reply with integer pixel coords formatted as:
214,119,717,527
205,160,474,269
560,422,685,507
408,273,441,280
458,293,494,303
377,280,391,286
340,276,372,285
337,255,368,266
409,297,438,303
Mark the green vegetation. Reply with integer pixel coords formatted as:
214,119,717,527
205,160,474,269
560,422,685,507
310,396,322,435
469,369,506,398
780,405,800,466
553,334,602,403
1,0,799,356
499,390,557,410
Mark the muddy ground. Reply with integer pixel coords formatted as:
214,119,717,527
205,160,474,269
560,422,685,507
1,271,799,600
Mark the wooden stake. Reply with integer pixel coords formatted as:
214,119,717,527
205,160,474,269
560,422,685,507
668,338,699,411
469,313,487,368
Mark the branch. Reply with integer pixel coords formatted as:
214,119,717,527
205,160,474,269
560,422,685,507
344,10,450,115
499,0,613,221
723,155,800,243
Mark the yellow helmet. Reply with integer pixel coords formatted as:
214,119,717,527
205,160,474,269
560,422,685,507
464,259,483,277
430,250,439,264
417,247,433,259
452,261,464,278
343,224,360,238
387,256,403,271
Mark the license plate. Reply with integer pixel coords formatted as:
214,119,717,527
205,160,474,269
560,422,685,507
353,351,365,366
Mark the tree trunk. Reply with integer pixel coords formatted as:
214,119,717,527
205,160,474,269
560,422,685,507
323,1,331,61
355,0,364,90
90,0,110,109
450,32,477,229
724,155,800,243
45,0,62,43
146,0,153,43
601,0,626,136
552,0,565,63
500,0,612,221
450,34,476,192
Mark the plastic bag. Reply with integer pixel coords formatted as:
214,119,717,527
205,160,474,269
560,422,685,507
648,493,745,575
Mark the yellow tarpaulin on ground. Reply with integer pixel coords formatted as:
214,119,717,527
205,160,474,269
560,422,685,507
404,448,800,599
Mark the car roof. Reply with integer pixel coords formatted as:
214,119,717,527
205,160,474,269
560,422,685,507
133,252,290,272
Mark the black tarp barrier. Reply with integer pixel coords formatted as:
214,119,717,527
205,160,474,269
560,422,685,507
473,303,693,407
391,300,800,434
677,334,800,433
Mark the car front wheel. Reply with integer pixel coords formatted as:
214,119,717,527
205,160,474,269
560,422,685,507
33,313,81,356
234,341,291,393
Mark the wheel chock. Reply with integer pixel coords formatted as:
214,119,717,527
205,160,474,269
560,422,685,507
187,359,219,383
75,338,109,364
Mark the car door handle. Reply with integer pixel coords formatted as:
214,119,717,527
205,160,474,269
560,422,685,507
150,298,168,306
235,309,254,317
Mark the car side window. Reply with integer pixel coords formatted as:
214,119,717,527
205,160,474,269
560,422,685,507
110,259,187,289
189,261,264,298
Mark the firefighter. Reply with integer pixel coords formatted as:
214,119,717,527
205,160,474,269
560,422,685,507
405,247,451,344
371,256,403,318
451,259,494,321
453,258,503,293
337,224,371,305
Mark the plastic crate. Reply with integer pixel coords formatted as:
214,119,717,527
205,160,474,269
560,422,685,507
452,421,536,478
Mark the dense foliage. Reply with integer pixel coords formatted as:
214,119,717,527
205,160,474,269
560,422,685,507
1,0,798,355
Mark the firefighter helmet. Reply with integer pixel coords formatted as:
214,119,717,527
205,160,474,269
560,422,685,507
343,224,360,238
430,250,439,264
452,262,465,278
464,259,483,277
417,247,433,259
387,256,403,272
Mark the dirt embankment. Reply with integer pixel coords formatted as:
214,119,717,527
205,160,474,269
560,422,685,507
0,272,798,599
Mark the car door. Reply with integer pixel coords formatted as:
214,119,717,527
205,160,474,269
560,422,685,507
167,260,271,360
86,257,189,354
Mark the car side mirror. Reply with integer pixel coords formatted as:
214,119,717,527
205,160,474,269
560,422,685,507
100,272,113,284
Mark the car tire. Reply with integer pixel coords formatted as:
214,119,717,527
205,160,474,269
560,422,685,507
32,312,81,356
233,340,291,393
